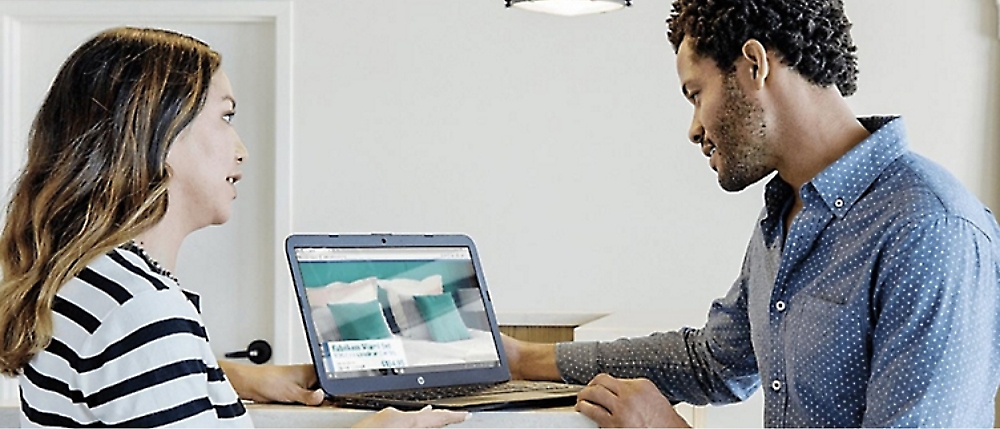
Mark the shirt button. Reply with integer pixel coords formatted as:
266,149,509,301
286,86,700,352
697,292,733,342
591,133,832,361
775,301,786,312
834,198,844,208
772,380,782,391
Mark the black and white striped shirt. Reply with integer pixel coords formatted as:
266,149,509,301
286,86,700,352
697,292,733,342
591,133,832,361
19,247,251,427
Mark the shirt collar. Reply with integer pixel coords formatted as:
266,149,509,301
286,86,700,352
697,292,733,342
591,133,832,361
763,175,794,227
809,116,908,217
760,116,908,238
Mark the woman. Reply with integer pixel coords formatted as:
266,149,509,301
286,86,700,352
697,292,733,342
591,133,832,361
0,27,465,428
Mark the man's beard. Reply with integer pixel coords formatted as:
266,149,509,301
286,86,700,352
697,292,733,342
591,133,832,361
714,75,772,192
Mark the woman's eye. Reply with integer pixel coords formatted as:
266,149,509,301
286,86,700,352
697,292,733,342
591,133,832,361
223,112,235,123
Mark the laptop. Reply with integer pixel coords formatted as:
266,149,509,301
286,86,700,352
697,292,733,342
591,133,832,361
284,233,582,411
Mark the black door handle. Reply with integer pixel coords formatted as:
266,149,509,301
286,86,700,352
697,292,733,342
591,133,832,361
224,339,272,364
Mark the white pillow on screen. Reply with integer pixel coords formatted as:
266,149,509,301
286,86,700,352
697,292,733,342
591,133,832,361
305,276,378,307
376,275,443,295
311,305,341,342
377,275,443,340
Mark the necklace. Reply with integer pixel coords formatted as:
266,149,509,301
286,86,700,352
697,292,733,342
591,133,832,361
121,240,179,285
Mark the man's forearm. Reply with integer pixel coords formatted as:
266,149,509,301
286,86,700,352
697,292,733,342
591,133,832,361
509,340,562,381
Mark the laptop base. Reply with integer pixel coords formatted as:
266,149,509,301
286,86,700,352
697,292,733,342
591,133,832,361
331,380,582,411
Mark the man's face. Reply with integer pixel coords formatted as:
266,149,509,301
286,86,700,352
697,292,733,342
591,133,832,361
676,37,774,192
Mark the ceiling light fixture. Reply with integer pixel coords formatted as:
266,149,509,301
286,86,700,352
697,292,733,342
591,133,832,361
505,0,631,17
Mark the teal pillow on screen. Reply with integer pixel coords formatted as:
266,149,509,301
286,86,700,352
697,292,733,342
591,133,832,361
413,293,471,342
327,300,392,341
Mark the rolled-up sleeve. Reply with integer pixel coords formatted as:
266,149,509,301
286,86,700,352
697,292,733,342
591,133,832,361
555,261,761,405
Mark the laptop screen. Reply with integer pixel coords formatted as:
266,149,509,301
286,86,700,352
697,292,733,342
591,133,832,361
292,245,502,382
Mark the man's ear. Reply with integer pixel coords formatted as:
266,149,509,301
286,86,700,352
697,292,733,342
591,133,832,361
741,39,769,89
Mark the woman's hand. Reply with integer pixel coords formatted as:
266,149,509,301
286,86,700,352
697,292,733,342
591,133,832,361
221,361,467,427
221,361,324,405
352,406,468,428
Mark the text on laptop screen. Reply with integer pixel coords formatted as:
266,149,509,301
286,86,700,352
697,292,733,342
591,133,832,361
294,246,501,380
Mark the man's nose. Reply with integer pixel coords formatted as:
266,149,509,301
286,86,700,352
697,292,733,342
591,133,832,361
688,118,704,145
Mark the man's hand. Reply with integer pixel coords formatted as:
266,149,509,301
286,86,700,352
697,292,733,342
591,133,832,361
352,406,468,428
575,373,690,428
500,333,561,381
221,361,324,406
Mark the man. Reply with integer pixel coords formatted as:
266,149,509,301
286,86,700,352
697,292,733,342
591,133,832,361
503,0,1000,427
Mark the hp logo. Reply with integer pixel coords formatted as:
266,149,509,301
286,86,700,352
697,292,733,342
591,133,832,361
417,376,425,385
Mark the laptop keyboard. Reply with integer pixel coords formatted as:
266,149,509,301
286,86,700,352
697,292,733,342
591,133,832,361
354,380,579,402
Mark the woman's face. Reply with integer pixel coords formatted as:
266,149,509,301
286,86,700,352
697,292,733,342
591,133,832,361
165,70,248,229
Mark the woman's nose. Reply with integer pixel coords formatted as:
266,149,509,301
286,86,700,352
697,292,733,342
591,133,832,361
235,139,248,163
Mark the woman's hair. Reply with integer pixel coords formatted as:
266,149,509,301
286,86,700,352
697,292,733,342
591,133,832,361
0,27,220,375
666,0,859,96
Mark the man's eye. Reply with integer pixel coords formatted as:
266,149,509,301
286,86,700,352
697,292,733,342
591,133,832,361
685,92,699,105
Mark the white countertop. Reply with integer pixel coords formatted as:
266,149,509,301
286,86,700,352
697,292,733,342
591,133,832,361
573,311,669,341
0,403,596,428
497,311,667,341
247,403,594,428
495,312,608,327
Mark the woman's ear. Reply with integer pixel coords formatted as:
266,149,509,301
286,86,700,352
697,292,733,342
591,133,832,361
742,39,769,90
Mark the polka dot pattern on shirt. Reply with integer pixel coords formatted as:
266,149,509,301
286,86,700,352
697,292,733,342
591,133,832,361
556,116,1000,428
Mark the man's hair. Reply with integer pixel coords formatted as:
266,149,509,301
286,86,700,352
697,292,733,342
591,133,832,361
667,0,859,96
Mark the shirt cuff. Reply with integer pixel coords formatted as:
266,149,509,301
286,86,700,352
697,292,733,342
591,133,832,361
555,341,600,385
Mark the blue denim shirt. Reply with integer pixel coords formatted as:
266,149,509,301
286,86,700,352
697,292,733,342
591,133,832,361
557,117,1000,427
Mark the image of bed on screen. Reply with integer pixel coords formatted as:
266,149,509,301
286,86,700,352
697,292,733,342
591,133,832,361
299,255,499,379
